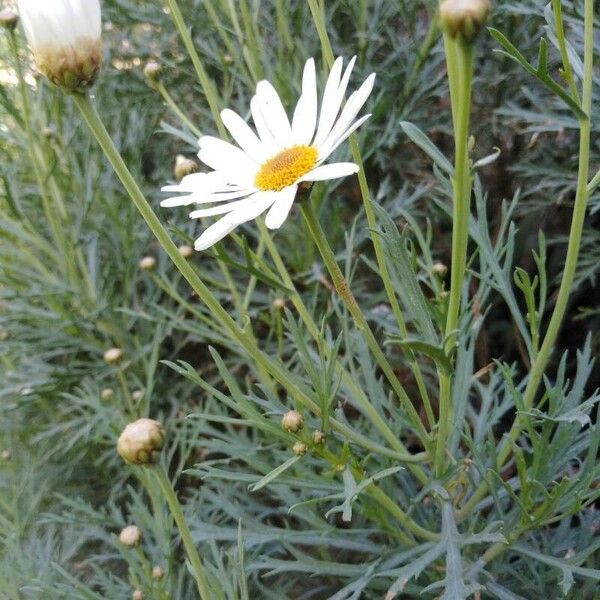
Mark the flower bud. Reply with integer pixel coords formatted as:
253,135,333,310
0,330,8,341
103,347,123,365
143,60,161,87
312,430,326,445
152,565,165,581
440,0,491,42
1,449,11,461
101,388,114,401
292,441,307,456
0,8,19,31
139,256,156,271
132,591,143,600
117,418,165,465
282,410,304,433
132,389,144,403
119,525,141,547
432,261,448,277
17,0,102,92
174,155,198,181
272,298,286,310
178,244,194,258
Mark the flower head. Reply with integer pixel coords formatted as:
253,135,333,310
117,418,165,465
17,0,102,92
282,410,304,433
162,57,375,251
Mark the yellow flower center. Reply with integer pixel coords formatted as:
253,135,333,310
255,145,318,191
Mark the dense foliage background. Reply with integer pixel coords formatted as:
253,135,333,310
1,0,598,598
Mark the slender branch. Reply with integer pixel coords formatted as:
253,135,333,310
458,0,594,521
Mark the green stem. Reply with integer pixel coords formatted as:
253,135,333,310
151,465,211,599
155,81,202,138
164,0,226,138
551,0,580,103
458,0,594,521
300,199,431,450
307,0,434,424
435,40,474,477
73,93,422,464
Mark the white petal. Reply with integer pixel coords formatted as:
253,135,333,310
194,218,239,251
162,188,254,208
318,73,375,156
300,163,359,182
313,56,344,148
264,185,297,230
194,192,278,251
198,134,257,169
255,80,292,146
291,58,318,145
221,109,267,163
319,114,372,160
189,196,255,218
251,96,279,155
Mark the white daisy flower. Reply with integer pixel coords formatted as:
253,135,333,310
17,0,102,92
161,57,375,251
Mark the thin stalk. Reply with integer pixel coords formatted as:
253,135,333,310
458,0,594,521
435,40,474,477
164,0,226,138
300,199,432,450
151,465,211,599
307,0,434,422
73,93,423,463
551,0,580,103
155,81,202,138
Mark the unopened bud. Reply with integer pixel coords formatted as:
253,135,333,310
139,256,156,271
132,389,144,403
440,0,491,41
282,410,304,433
312,430,326,445
1,449,11,461
0,330,8,341
132,591,143,600
152,565,165,581
143,60,161,86
0,8,19,31
101,388,114,401
119,525,141,547
178,244,194,258
117,418,165,465
272,298,286,310
432,262,448,277
103,347,123,365
174,155,198,181
292,441,307,456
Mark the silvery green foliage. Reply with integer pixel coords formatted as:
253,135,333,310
1,0,598,598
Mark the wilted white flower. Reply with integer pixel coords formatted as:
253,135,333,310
162,57,375,251
17,0,102,92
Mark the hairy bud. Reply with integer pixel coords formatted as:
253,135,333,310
292,441,307,456
440,0,491,41
178,244,194,258
174,155,198,181
139,256,156,271
282,410,304,433
117,419,165,465
152,565,165,581
103,347,123,365
119,525,141,547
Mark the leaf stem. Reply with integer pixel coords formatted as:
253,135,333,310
435,38,474,478
151,465,211,599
